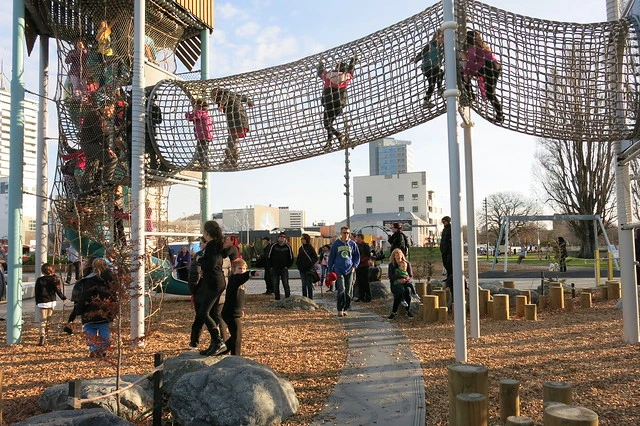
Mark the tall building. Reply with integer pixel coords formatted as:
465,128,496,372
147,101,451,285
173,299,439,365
368,137,413,176
0,88,40,241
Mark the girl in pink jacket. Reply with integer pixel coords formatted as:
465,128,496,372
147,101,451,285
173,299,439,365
186,99,214,168
461,30,503,123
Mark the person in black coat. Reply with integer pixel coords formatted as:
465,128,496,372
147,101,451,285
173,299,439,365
296,233,318,300
34,263,68,345
267,232,294,300
75,258,116,357
196,220,229,356
440,216,453,304
221,258,253,355
388,222,409,256
187,238,206,350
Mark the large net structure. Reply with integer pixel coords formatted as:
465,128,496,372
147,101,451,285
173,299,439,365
19,0,640,254
150,0,640,173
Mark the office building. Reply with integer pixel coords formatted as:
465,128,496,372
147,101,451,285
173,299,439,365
368,137,413,176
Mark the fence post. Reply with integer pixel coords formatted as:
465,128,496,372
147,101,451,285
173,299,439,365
67,380,82,409
153,353,164,426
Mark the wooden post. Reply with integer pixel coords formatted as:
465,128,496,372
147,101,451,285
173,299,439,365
67,380,82,410
543,401,566,410
580,292,592,308
447,364,489,425
487,300,494,318
524,304,537,321
543,381,572,405
455,393,487,426
606,280,621,300
503,280,515,289
0,370,3,425
422,295,439,323
493,294,510,320
505,416,534,426
519,289,531,304
549,285,564,310
479,289,490,316
415,281,427,297
499,379,520,422
433,289,447,309
418,303,424,320
543,405,598,426
153,353,164,426
600,285,609,300
539,295,549,310
438,306,448,323
515,295,527,317
565,297,574,311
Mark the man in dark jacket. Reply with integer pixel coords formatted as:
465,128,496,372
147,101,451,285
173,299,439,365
267,232,294,300
388,222,409,256
260,237,274,295
355,233,372,302
440,216,453,304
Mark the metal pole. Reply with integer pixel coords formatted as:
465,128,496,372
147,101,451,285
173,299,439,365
130,0,147,346
609,0,639,343
484,198,489,260
200,28,212,224
344,148,351,229
6,0,26,344
35,35,49,279
442,0,467,362
463,121,480,339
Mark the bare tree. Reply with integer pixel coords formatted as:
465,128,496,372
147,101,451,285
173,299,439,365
476,192,539,245
534,139,616,258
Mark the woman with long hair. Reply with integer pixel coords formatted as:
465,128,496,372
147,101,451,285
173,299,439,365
387,248,415,320
196,220,229,356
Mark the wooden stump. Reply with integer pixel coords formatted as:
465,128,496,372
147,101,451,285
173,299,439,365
565,297,574,311
515,295,527,317
524,304,537,321
503,280,516,289
580,292,592,308
519,289,531,304
607,280,621,300
550,285,565,310
433,289,447,308
505,416,534,426
600,285,609,300
415,281,427,297
418,303,424,320
499,379,520,422
539,295,549,310
543,381,572,405
447,364,489,425
455,393,488,426
543,405,598,426
493,294,510,320
479,289,490,316
422,295,439,323
438,306,448,323
487,300,494,318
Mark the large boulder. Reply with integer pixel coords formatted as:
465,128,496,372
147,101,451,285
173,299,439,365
169,356,299,426
13,407,133,425
370,281,392,300
162,350,226,394
38,375,153,417
269,294,319,310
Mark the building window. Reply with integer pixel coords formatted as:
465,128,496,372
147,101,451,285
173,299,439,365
411,181,418,188
28,219,36,231
398,207,405,212
412,193,418,201
398,194,404,201
366,208,373,214
412,206,419,213
366,196,372,203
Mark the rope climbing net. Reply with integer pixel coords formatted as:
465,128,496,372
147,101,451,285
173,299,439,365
150,0,640,173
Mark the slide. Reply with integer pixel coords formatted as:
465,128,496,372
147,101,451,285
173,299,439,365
64,228,174,292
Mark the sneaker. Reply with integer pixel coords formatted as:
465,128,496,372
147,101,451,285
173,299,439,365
495,112,504,123
187,343,198,351
401,300,409,308
38,336,45,346
63,325,74,335
423,99,435,108
406,311,415,319
323,140,332,152
388,312,397,320
342,311,348,317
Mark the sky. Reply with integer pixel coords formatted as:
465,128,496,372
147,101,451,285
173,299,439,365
0,0,614,225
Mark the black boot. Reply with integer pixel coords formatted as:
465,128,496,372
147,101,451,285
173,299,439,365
200,328,227,356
